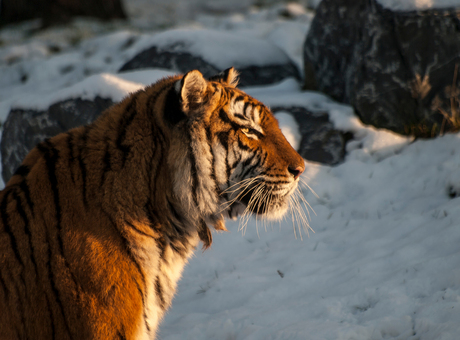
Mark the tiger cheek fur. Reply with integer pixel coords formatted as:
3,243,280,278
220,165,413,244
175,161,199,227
0,67,304,340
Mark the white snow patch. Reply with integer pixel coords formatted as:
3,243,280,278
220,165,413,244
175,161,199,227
134,29,293,69
3,70,175,116
274,111,301,150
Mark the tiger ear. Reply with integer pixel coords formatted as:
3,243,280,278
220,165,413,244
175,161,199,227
178,70,208,112
209,67,239,87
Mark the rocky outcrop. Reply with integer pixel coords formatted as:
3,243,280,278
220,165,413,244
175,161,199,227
119,30,301,87
1,97,113,183
304,0,460,136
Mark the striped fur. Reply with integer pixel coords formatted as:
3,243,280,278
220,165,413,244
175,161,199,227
0,68,305,339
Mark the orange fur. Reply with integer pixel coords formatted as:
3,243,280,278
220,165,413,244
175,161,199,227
0,68,304,339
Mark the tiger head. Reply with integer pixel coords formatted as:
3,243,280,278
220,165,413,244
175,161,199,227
166,68,305,232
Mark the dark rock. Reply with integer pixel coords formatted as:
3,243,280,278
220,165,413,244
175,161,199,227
304,0,460,136
120,47,221,81
272,106,351,165
1,96,113,183
0,0,126,27
119,30,301,87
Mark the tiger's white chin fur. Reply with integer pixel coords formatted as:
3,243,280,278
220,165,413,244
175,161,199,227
221,184,295,222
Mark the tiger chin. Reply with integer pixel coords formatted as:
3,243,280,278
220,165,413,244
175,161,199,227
0,67,305,339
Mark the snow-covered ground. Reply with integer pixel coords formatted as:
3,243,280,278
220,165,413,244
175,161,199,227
1,1,459,339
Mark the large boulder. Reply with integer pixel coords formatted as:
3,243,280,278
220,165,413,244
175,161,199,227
1,97,113,183
304,0,460,136
119,29,301,87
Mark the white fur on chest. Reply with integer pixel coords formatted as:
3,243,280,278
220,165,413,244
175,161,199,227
131,233,199,339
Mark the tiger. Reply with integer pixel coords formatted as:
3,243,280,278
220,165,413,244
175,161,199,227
0,67,305,339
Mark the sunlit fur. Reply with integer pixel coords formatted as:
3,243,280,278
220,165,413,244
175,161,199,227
0,67,306,340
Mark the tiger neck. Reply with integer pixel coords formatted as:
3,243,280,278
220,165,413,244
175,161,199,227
86,86,207,250
71,79,225,258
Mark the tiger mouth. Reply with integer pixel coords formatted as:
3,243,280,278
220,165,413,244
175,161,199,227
231,182,294,218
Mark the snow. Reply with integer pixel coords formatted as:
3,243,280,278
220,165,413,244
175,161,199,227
274,111,301,151
10,70,175,111
377,0,460,11
132,28,293,69
1,1,460,339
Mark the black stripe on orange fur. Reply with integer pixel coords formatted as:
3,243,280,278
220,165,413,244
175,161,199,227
205,126,217,187
11,191,38,279
77,127,90,207
164,87,186,126
18,181,34,216
186,130,199,208
154,276,166,310
13,165,30,178
39,140,75,339
101,138,112,186
66,131,77,185
116,96,137,166
1,189,23,267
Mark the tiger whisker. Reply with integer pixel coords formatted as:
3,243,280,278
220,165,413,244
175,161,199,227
292,190,310,238
220,175,264,195
262,186,274,233
219,176,263,209
254,184,271,236
239,182,265,233
293,187,312,226
299,177,319,200
289,195,298,239
218,176,263,213
290,193,303,240
295,185,316,218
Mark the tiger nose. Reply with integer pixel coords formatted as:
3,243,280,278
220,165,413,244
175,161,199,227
288,165,304,180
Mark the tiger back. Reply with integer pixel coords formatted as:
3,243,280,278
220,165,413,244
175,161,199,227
0,67,305,339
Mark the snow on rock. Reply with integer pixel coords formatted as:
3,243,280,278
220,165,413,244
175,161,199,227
119,29,301,86
326,102,413,163
132,29,291,69
265,21,310,70
1,69,174,119
377,0,460,11
274,111,301,150
0,30,145,119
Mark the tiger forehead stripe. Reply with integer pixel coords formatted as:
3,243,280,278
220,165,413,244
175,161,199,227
231,97,245,116
252,105,261,126
231,96,256,120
